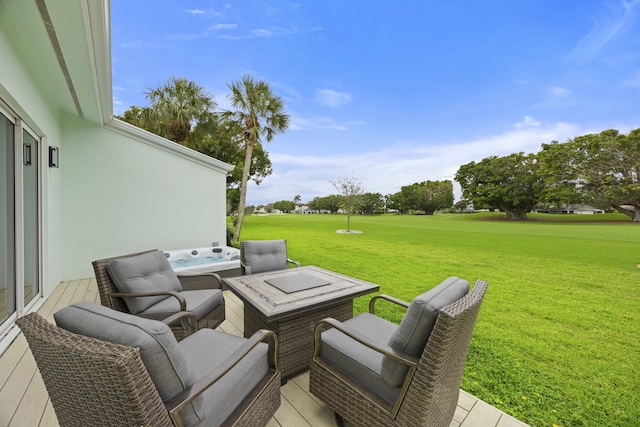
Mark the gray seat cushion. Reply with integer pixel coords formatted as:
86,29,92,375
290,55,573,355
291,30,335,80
106,250,182,314
382,277,469,386
178,329,270,427
137,289,223,321
54,302,269,427
242,240,289,274
320,313,401,404
53,302,194,405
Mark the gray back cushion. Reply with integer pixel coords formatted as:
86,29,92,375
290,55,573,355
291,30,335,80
106,250,182,313
381,277,469,386
54,302,194,404
242,240,289,274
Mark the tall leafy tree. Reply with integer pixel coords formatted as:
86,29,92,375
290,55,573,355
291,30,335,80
224,75,289,243
398,180,454,214
539,128,640,221
360,192,384,214
386,192,408,214
308,195,342,213
454,199,469,212
416,180,454,214
455,152,543,220
116,105,161,134
145,76,216,145
274,200,296,213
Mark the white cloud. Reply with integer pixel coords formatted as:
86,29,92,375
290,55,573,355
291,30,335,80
288,113,364,131
183,8,225,17
184,9,205,15
251,29,273,37
209,23,237,30
514,116,541,128
121,40,143,48
246,121,581,205
218,26,299,40
314,89,353,107
569,0,640,61
112,97,124,115
549,86,572,97
251,26,298,38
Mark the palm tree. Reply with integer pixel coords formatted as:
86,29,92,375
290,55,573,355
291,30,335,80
225,75,289,243
145,77,215,145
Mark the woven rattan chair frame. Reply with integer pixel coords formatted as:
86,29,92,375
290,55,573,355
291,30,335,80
92,250,225,340
309,279,488,427
16,313,173,427
17,312,282,427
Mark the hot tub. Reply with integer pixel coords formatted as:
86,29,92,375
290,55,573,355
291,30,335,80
165,246,241,290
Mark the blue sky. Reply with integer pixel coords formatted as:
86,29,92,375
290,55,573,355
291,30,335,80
111,0,640,206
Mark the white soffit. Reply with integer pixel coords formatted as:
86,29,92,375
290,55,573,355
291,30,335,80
3,0,111,125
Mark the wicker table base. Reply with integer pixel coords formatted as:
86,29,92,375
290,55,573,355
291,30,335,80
244,300,353,378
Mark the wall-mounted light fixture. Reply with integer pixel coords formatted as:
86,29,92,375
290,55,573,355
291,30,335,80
24,144,32,166
48,146,59,168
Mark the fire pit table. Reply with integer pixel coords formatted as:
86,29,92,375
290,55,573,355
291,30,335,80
222,265,379,379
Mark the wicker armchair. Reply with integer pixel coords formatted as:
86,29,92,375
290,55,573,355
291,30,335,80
16,306,281,427
310,278,488,427
92,249,225,340
240,240,300,275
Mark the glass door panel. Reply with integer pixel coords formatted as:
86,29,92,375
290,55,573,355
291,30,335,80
22,129,39,307
0,113,15,324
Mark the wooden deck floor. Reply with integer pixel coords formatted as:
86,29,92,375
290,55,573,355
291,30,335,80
0,279,529,427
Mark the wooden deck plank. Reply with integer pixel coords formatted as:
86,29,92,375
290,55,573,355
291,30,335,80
0,333,28,386
8,369,50,427
281,372,335,426
272,393,313,426
39,401,58,427
0,279,529,427
0,345,37,426
460,398,503,427
31,280,69,321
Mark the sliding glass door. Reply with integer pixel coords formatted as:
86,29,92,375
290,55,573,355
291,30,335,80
0,110,41,328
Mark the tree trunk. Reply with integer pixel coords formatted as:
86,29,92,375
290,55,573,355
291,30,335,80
505,210,528,220
233,139,254,243
168,121,189,146
612,204,640,222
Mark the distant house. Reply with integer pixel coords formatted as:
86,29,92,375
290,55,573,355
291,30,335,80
547,205,605,215
295,205,319,214
1,0,233,350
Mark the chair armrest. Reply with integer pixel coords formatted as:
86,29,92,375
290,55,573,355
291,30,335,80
164,329,279,419
176,271,223,288
369,294,410,314
241,262,251,275
313,318,418,368
162,311,199,334
287,258,301,267
108,290,187,311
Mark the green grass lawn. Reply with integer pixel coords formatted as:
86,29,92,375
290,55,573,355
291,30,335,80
239,212,639,427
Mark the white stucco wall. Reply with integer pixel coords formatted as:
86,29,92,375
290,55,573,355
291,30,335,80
60,115,232,280
0,15,64,297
